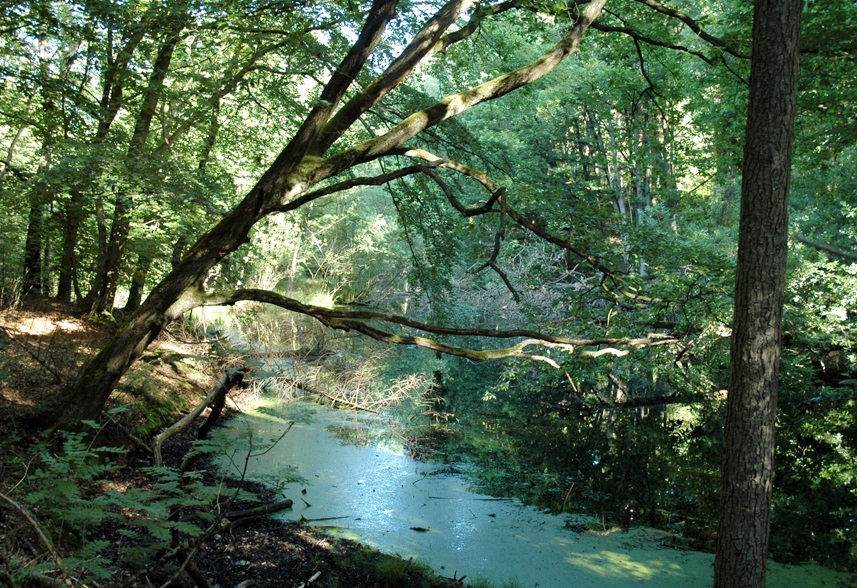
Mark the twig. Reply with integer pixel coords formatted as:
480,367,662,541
296,571,322,588
0,325,65,385
0,491,75,587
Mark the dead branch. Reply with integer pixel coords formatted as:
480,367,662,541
0,491,74,587
296,571,322,588
225,499,294,522
154,368,245,466
197,369,245,440
275,376,378,412
794,234,857,261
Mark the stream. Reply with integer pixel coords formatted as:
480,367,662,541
215,396,850,587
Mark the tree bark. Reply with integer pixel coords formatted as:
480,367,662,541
713,0,801,586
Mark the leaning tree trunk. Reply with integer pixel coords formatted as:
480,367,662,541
48,0,608,429
713,0,801,585
50,185,273,427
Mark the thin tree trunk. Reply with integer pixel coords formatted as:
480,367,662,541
713,0,801,585
123,253,152,312
22,201,44,296
90,13,188,313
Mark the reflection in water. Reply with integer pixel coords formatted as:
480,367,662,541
215,398,848,587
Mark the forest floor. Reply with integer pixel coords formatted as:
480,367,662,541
0,299,462,588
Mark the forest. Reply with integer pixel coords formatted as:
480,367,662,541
0,0,855,586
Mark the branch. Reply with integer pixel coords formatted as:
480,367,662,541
154,39,293,156
392,148,676,304
319,0,609,176
391,148,620,281
262,0,398,173
467,208,521,302
312,0,482,156
153,369,245,466
0,492,74,587
590,22,715,64
399,149,504,215
794,234,857,261
344,322,573,368
271,162,443,213
194,288,679,361
632,0,749,59
433,1,517,54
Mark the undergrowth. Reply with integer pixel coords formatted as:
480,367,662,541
0,418,251,586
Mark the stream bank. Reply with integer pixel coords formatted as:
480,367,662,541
0,304,460,588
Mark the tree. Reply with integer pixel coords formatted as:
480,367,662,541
48,0,646,428
713,0,802,584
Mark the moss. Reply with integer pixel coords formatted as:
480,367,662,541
339,548,447,587
115,362,201,437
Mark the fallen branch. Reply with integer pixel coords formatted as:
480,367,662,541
276,376,378,412
299,515,350,523
296,571,322,588
198,369,244,440
225,499,294,523
154,368,244,466
0,491,75,587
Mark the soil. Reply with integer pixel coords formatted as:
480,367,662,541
0,299,463,588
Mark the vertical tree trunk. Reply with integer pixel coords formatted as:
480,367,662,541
57,190,81,302
24,18,55,297
58,23,146,303
713,0,801,586
22,200,44,296
90,14,188,313
123,253,152,312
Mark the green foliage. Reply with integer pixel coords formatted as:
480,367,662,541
3,424,232,584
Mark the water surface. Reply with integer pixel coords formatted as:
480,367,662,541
216,398,850,587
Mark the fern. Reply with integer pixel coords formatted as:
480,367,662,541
4,421,269,584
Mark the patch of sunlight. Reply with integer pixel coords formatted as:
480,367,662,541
307,291,335,308
567,550,683,581
319,527,362,543
188,305,241,330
